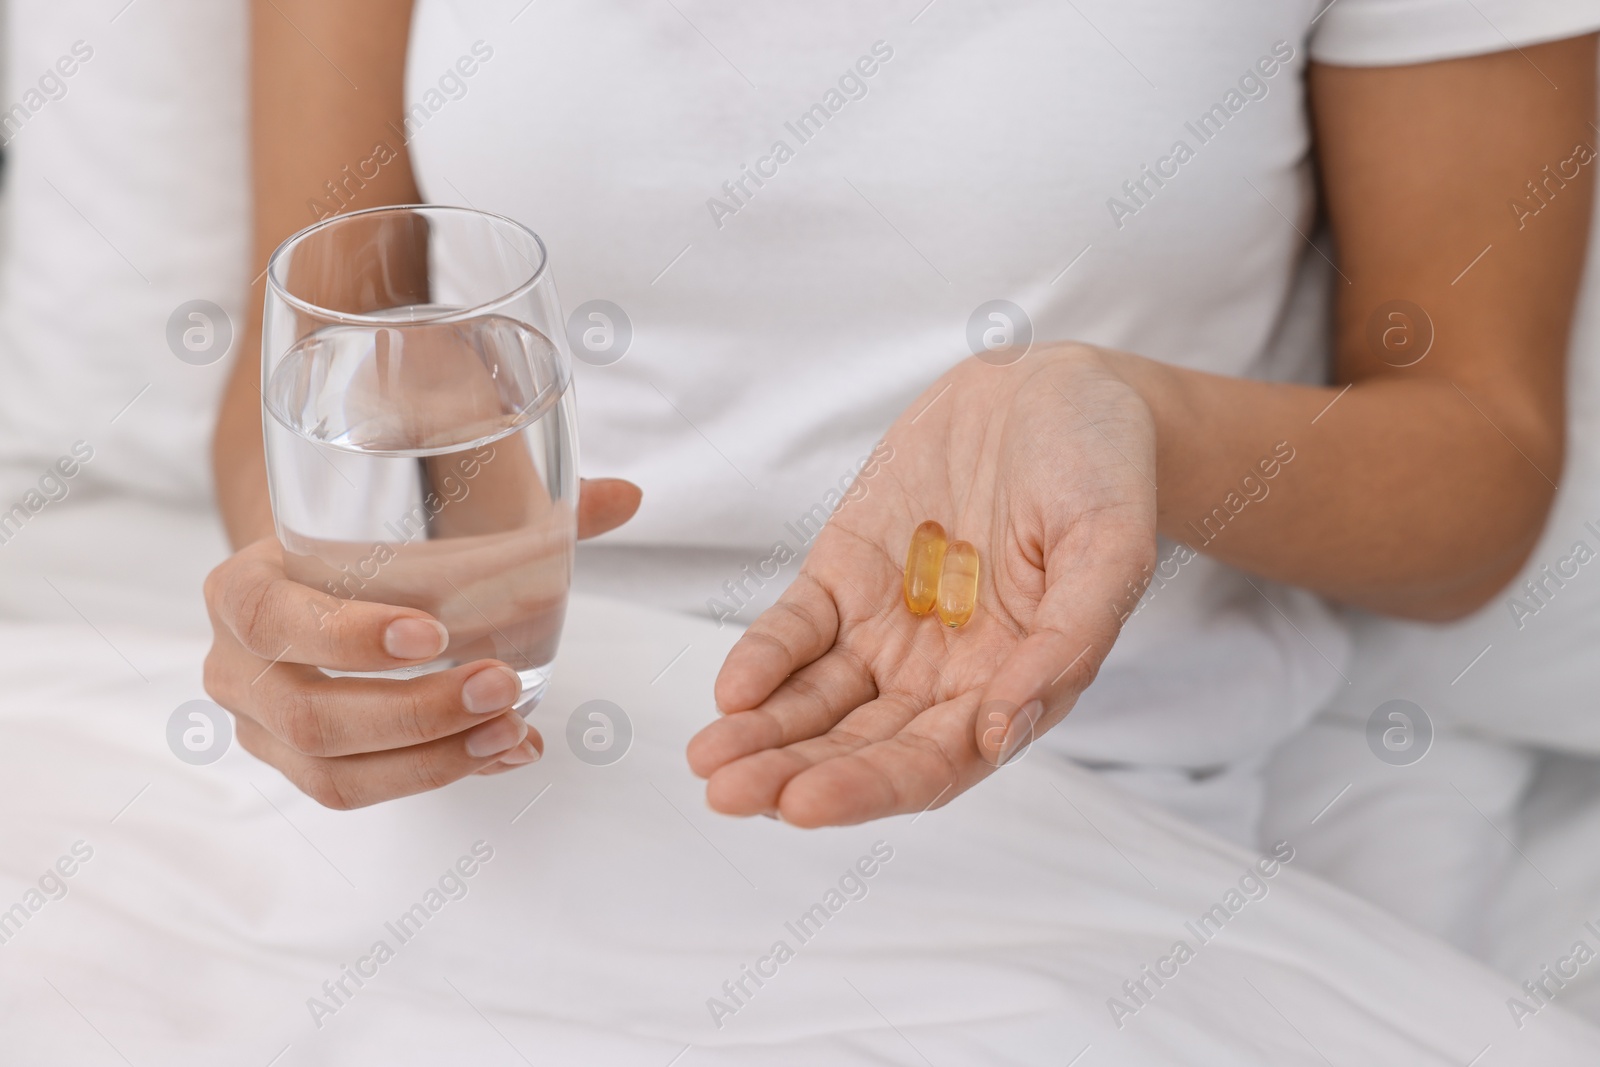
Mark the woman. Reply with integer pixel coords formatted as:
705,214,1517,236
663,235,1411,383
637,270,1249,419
205,0,1599,847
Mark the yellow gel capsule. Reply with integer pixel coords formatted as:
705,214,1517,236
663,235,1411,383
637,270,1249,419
937,540,980,628
903,520,947,615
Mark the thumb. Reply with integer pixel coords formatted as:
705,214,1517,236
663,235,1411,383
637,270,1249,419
577,477,643,540
975,517,1154,765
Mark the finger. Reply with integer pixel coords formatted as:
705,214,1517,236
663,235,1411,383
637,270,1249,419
473,761,525,776
207,540,449,671
700,691,918,816
474,739,542,774
978,517,1153,761
687,649,877,778
775,693,982,827
235,712,537,809
577,477,642,539
207,637,526,757
713,572,840,713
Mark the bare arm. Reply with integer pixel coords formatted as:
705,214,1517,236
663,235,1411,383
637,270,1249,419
1111,36,1595,620
213,0,420,548
687,36,1600,826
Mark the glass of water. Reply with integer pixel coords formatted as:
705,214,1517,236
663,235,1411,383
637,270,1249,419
262,205,578,710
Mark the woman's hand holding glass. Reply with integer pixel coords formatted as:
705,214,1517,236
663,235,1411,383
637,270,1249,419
202,478,640,808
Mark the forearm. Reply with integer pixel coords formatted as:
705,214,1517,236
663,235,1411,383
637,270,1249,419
214,0,420,550
1097,39,1597,621
214,319,274,549
1107,351,1558,619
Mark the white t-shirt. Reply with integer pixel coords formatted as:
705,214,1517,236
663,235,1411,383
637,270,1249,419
404,0,1600,838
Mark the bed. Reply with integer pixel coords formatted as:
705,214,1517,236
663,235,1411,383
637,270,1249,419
1,496,1598,1064
5,1,1600,1063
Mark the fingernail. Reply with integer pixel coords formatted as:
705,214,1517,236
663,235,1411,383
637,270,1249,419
462,665,522,715
497,739,541,766
384,618,448,660
465,715,527,758
999,699,1044,766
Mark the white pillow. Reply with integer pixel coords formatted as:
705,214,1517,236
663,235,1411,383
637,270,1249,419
0,0,246,504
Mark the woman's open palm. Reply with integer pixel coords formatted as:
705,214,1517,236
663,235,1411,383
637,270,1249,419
687,347,1159,826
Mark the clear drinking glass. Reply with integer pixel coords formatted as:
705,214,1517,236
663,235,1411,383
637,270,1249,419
262,205,578,710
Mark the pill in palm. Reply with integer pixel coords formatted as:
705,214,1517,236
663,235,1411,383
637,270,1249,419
937,540,980,628
902,519,947,616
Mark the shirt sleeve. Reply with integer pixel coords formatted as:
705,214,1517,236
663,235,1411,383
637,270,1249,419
1310,0,1600,66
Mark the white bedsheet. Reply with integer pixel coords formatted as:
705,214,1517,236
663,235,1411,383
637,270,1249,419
1,498,1598,1065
